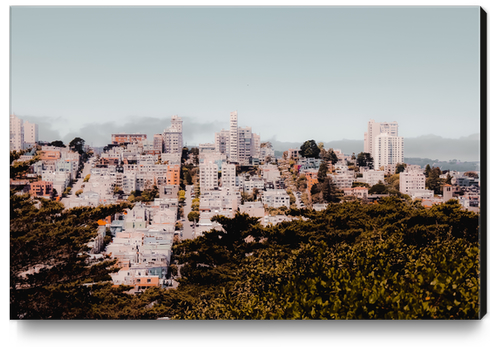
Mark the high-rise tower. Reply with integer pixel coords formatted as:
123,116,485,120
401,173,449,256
364,119,398,155
229,111,238,162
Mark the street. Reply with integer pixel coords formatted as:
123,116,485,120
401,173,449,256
181,184,196,240
60,156,94,209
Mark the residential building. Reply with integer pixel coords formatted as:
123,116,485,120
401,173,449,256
262,189,290,209
288,148,301,160
364,119,398,155
153,134,164,153
229,111,238,162
200,162,219,191
328,172,355,189
163,115,183,154
214,129,230,155
373,133,404,170
399,169,434,199
343,187,369,199
357,170,385,186
23,120,38,148
10,114,24,151
111,133,147,145
166,165,180,186
29,180,53,197
221,163,236,188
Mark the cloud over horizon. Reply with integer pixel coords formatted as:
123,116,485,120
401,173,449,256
17,114,480,162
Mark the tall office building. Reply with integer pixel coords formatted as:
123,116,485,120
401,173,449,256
373,132,404,170
364,119,398,155
10,114,24,151
229,111,238,162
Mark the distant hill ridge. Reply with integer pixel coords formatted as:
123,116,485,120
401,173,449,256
270,133,480,163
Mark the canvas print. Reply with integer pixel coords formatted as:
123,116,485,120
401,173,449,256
9,6,485,320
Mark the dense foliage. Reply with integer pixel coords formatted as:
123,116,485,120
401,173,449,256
160,198,480,319
299,140,320,158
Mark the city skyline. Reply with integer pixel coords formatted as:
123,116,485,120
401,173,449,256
10,6,481,157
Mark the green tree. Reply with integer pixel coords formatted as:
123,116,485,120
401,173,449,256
395,163,406,174
321,148,339,165
296,175,307,192
69,137,85,154
464,171,478,179
187,211,200,223
10,155,139,319
299,140,320,158
356,152,373,169
427,167,443,195
369,181,389,194
445,173,453,185
317,161,329,183
352,182,370,188
322,176,342,203
424,164,431,177
49,140,66,148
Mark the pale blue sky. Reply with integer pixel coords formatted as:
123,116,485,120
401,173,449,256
10,6,481,148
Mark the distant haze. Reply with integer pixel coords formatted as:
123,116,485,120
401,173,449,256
20,113,480,162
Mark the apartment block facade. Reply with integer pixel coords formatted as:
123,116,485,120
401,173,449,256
10,114,38,151
373,133,404,170
200,162,219,191
364,119,398,155
163,115,183,154
221,163,236,188
399,171,426,195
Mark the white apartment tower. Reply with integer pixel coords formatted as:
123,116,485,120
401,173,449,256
373,132,404,170
229,111,238,162
10,114,24,151
364,119,398,154
24,120,39,148
163,115,183,154
221,163,236,188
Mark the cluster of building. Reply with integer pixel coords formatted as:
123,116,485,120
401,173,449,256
199,111,274,166
110,115,184,156
101,201,178,291
11,145,81,198
10,114,39,151
283,119,479,211
68,133,182,209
